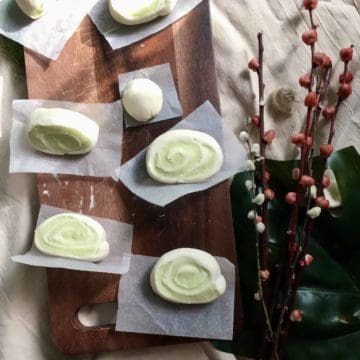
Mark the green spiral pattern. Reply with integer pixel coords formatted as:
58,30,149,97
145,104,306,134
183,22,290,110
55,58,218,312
146,130,223,184
34,213,109,262
28,125,92,155
151,249,226,304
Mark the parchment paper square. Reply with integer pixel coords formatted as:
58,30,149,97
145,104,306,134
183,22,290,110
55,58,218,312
0,0,98,60
12,205,134,275
9,99,123,178
116,254,235,340
89,0,204,50
119,63,182,128
116,101,248,206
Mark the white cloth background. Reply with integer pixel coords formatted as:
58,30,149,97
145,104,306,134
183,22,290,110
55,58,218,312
0,0,359,359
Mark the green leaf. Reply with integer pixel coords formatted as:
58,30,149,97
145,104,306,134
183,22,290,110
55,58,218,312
293,289,360,338
287,331,360,360
214,146,360,359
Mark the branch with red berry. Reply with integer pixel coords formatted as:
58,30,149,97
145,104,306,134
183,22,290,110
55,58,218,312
238,0,354,358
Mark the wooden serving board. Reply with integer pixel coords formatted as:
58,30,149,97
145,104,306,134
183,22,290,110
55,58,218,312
24,1,242,355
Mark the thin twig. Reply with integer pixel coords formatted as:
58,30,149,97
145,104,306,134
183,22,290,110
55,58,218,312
276,66,333,358
257,35,272,340
271,8,319,355
247,32,278,360
328,61,348,144
257,32,270,294
244,137,277,356
277,53,351,359
278,67,332,355
256,32,278,359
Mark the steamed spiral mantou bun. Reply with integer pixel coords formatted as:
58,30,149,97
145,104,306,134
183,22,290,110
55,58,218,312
16,0,45,19
150,248,226,304
146,129,224,184
109,0,178,26
27,108,99,155
34,213,109,262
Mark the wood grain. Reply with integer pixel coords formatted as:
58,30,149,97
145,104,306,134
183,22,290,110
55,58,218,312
24,1,242,354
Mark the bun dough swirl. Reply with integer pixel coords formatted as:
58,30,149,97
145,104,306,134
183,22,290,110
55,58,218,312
34,213,109,262
27,108,99,156
109,0,177,26
146,129,224,184
16,0,45,19
150,248,226,304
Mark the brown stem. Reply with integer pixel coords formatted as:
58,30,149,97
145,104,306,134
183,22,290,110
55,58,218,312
277,219,314,359
254,32,270,301
257,31,270,298
271,8,319,357
307,65,333,174
309,10,316,90
255,31,277,359
328,61,348,144
276,56,350,358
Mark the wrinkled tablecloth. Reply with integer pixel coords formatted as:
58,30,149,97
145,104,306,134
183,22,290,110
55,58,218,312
0,1,359,359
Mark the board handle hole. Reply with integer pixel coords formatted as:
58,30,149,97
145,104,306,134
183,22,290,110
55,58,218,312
76,302,117,329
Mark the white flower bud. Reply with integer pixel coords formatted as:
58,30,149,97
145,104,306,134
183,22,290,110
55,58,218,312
307,206,322,219
252,193,265,206
251,143,260,156
239,130,249,141
247,210,256,220
256,222,266,233
246,160,256,171
245,180,254,191
323,169,342,208
310,185,317,199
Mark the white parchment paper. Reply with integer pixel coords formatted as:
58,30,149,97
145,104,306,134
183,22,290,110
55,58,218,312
119,63,182,128
9,99,123,178
116,101,248,207
89,0,204,50
0,0,98,60
12,205,134,274
116,254,235,340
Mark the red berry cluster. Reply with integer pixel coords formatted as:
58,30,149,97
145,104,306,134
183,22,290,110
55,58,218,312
337,46,354,98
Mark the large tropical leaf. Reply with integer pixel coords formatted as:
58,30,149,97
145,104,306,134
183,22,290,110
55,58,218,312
215,146,360,359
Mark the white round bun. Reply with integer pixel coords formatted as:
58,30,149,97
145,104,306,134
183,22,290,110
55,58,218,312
122,78,163,123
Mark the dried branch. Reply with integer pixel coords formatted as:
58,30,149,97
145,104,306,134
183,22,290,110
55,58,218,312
271,9,319,353
256,31,271,308
241,3,355,359
245,31,278,360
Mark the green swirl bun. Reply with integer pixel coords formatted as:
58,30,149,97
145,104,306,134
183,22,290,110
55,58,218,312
34,213,109,262
16,0,45,19
109,0,177,26
146,129,224,184
27,108,99,156
150,248,226,304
